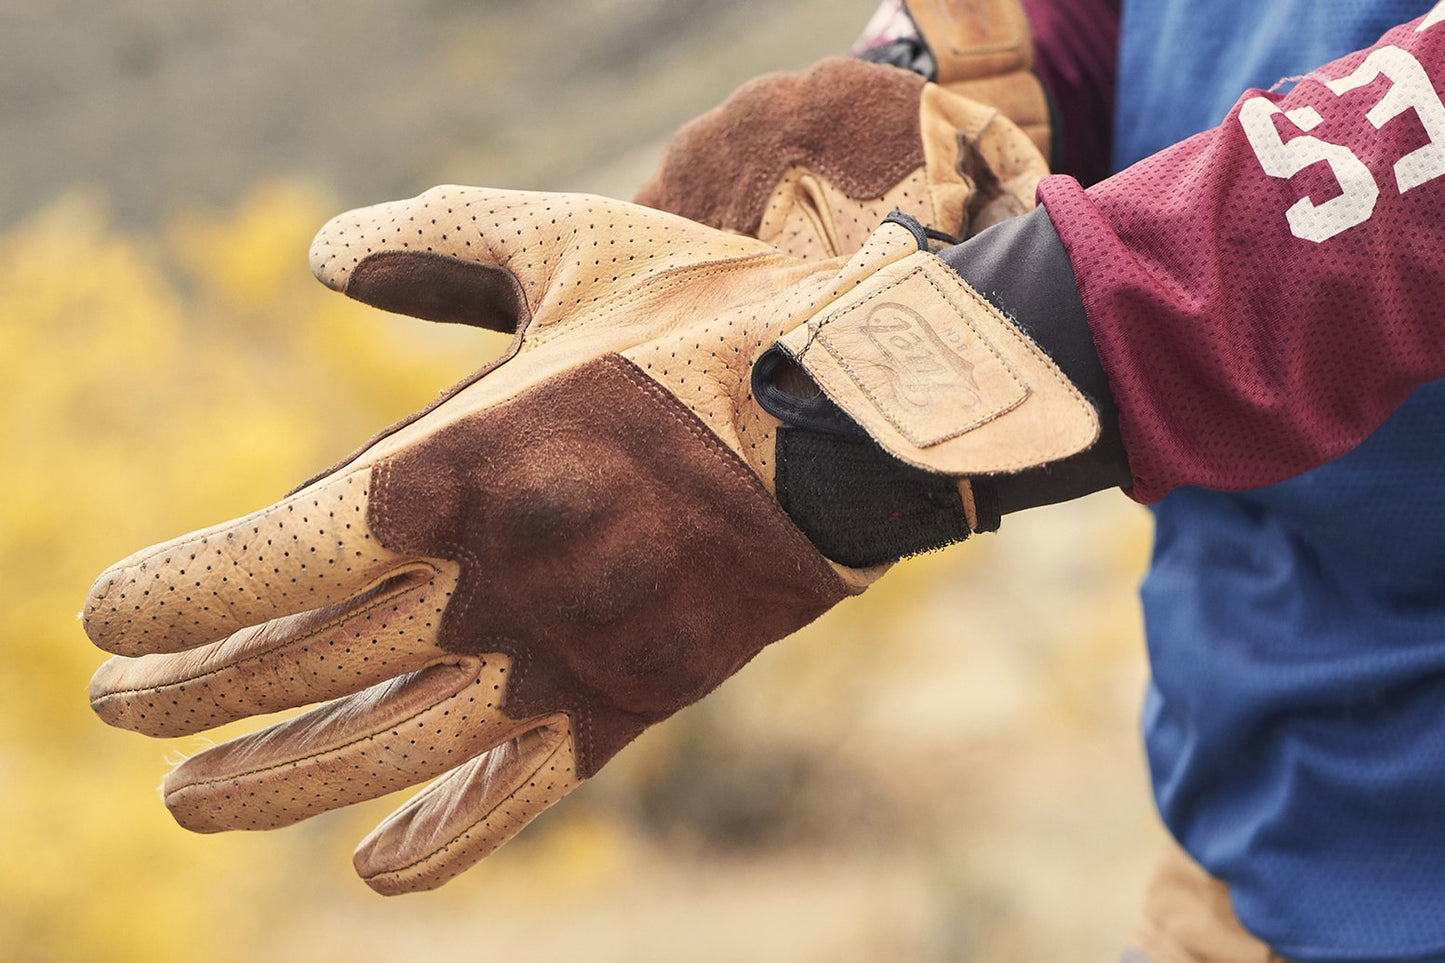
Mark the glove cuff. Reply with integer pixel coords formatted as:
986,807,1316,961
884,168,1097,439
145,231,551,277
757,210,1128,565
772,423,1000,568
774,213,1099,477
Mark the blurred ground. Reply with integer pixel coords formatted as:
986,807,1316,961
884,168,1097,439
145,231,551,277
0,1,1163,960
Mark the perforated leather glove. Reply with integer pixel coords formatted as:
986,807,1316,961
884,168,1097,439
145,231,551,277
634,56,1048,261
852,0,1051,157
84,177,1097,895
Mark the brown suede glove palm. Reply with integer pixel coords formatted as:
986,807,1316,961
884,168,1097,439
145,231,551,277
84,122,1091,899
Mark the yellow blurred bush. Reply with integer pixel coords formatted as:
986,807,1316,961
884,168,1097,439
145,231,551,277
0,185,497,962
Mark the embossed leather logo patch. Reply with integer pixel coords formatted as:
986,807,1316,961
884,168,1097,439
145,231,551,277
860,300,983,410
811,270,1030,447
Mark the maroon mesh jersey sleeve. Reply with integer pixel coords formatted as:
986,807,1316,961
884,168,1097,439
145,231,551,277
1039,12,1445,503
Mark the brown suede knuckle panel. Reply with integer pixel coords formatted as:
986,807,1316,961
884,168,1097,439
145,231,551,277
346,250,530,334
634,58,926,237
367,354,848,776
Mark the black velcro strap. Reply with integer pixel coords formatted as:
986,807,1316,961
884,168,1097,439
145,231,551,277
775,425,972,568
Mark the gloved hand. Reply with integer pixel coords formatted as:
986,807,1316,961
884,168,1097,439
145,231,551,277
852,0,1051,157
84,180,1096,894
632,50,1114,549
633,56,1048,261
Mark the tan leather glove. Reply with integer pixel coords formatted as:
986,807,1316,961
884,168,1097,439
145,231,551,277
633,57,1047,262
85,179,1095,896
853,0,1051,157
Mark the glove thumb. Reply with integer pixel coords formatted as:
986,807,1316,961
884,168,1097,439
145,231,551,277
309,186,538,334
310,185,775,335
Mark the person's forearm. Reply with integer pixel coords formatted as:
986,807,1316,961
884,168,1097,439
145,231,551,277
1035,11,1445,502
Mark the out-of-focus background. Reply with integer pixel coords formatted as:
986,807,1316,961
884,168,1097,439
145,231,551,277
0,1,1163,959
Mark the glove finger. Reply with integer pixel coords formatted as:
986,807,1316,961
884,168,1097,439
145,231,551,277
89,561,453,737
162,656,525,833
353,723,581,895
83,467,415,657
308,185,771,333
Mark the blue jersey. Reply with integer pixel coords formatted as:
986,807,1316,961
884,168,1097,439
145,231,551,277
1115,2,1445,959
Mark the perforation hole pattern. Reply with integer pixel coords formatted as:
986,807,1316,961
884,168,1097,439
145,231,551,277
309,186,770,334
84,470,404,658
90,566,459,738
759,169,940,261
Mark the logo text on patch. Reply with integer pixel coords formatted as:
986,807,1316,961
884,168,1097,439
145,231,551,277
860,301,983,411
